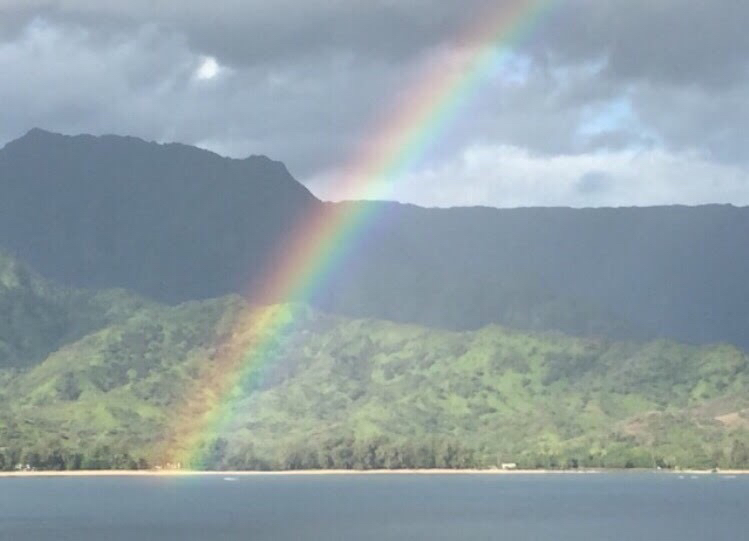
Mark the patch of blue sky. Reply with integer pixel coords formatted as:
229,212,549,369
576,95,661,149
485,52,532,87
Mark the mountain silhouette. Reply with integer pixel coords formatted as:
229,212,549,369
2,129,748,347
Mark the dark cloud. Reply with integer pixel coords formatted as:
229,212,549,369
539,0,749,88
0,0,747,206
0,1,494,64
5,1,747,82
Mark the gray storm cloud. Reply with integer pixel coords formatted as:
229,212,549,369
0,0,747,207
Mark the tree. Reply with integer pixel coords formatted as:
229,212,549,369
44,449,66,470
206,438,228,470
22,451,42,470
82,445,113,470
67,453,84,470
730,440,749,468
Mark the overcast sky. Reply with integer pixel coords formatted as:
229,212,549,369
1,0,748,207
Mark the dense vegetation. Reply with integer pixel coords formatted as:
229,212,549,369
3,130,749,346
0,251,153,368
0,253,748,471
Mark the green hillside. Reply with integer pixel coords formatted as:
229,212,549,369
0,256,748,472
0,252,153,368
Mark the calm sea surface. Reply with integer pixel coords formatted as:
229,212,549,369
0,473,747,540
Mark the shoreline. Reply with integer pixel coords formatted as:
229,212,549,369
1,468,748,478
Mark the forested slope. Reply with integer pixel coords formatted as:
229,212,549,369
1,255,747,471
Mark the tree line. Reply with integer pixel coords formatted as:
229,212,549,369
2,437,748,472
0,445,149,471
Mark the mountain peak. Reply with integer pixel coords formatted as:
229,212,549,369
5,129,285,171
4,127,61,148
2,129,313,192
23,127,53,138
0,129,319,302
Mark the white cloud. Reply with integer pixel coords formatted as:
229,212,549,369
306,145,749,208
194,55,220,80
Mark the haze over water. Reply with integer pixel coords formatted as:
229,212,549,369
1,474,746,540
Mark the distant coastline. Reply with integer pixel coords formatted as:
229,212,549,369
1,468,748,478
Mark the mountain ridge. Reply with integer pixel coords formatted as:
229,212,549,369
2,129,748,347
6,128,300,181
12,129,746,212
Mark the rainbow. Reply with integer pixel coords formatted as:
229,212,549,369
166,0,556,468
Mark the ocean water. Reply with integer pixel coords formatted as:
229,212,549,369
0,473,746,540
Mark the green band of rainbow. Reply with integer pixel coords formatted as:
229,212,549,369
166,0,556,469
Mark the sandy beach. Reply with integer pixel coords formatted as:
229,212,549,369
0,468,747,478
